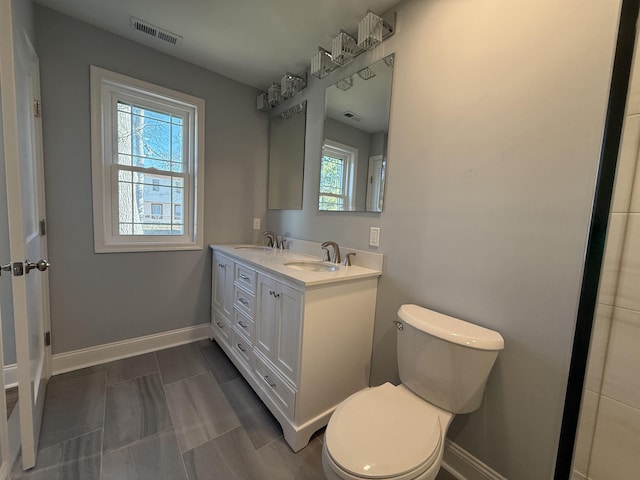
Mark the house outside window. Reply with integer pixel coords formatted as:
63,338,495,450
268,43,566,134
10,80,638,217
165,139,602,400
90,66,204,252
150,203,163,219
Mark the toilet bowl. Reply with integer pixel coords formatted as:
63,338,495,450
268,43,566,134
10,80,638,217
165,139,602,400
322,383,453,480
321,304,504,480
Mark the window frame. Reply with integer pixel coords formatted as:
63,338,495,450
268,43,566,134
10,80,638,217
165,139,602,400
319,139,357,211
90,66,204,252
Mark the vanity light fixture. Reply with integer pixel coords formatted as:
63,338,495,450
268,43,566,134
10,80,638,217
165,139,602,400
281,72,307,98
267,83,283,106
357,11,395,50
335,75,354,91
257,92,271,112
311,47,339,79
384,53,395,68
357,65,376,80
280,101,306,120
332,31,362,66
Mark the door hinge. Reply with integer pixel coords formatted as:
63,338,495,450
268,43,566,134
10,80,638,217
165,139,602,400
44,331,51,347
40,219,46,236
33,99,41,118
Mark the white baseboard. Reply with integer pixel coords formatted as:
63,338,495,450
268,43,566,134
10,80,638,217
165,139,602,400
3,364,17,389
442,440,507,480
51,323,210,375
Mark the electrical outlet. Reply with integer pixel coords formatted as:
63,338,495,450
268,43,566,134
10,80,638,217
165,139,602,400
253,218,261,230
369,227,380,247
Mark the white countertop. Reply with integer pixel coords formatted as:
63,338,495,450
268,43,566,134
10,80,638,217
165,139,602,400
210,244,382,287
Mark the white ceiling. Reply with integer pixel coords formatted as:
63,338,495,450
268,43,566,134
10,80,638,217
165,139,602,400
34,0,401,90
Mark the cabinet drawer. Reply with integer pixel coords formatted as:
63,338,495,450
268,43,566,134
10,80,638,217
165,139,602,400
231,329,254,369
234,287,255,318
255,355,296,419
211,309,230,346
234,263,256,294
233,308,254,343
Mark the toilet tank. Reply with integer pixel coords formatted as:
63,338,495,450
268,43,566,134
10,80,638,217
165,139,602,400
396,304,504,414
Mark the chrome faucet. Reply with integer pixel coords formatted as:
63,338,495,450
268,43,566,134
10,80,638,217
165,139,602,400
262,231,277,247
321,241,341,264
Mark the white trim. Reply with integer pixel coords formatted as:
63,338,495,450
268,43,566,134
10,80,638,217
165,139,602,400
320,138,358,210
442,440,507,480
51,324,210,375
0,462,9,480
3,365,17,389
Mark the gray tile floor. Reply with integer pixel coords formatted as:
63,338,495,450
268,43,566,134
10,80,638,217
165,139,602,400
12,339,456,480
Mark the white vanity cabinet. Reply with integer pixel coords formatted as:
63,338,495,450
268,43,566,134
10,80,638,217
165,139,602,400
209,245,380,452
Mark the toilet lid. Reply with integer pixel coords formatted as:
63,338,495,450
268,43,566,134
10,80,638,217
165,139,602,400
326,383,442,479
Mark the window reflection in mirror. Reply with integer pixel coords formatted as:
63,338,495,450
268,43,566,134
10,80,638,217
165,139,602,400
268,101,306,210
319,55,394,212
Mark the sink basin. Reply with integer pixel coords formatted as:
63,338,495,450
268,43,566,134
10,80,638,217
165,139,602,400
284,261,340,272
234,245,273,251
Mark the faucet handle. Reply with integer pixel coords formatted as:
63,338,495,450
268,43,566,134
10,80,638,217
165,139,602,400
343,252,356,266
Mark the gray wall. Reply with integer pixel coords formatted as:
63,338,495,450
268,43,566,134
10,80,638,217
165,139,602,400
267,0,621,478
34,6,268,354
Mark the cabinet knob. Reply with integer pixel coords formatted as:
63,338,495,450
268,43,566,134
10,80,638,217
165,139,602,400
236,343,246,353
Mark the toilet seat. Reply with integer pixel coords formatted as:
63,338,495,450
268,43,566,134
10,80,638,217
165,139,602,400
324,383,443,479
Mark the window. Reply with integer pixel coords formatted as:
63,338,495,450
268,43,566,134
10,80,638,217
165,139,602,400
174,204,183,222
319,139,357,211
91,66,204,252
150,204,163,219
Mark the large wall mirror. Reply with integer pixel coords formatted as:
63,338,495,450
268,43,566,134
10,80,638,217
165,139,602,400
268,101,307,210
319,54,394,212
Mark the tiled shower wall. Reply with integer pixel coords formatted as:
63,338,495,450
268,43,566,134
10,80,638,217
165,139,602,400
572,34,640,480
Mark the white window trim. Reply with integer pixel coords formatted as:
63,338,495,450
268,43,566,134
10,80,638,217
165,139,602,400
320,138,358,210
90,66,204,253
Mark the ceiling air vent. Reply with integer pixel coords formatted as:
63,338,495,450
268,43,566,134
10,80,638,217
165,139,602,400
130,17,182,46
342,111,363,122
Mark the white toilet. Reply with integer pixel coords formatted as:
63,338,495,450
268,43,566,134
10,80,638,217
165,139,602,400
322,304,504,480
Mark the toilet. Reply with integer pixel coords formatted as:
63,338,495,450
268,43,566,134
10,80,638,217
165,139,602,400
322,304,504,480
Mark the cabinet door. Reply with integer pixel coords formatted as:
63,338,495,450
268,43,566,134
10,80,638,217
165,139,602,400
273,284,302,385
256,274,277,360
255,275,303,386
212,253,234,318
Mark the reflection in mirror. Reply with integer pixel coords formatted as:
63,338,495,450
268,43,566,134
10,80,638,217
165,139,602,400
319,54,394,212
268,101,307,210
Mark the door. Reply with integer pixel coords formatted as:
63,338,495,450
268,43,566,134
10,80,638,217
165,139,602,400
0,0,52,469
212,253,234,319
273,283,302,386
366,154,384,212
256,274,277,360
